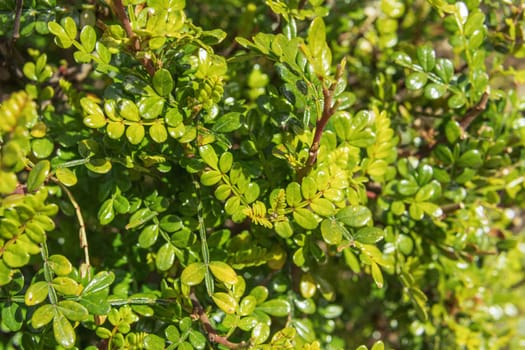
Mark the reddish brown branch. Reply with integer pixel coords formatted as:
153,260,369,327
300,62,345,179
459,91,490,131
112,0,155,76
190,292,248,349
415,91,490,159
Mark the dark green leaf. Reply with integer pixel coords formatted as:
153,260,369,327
152,69,174,97
27,160,50,192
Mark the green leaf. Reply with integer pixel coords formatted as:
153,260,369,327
25,281,49,306
53,311,76,349
397,179,418,196
119,99,140,121
27,160,50,192
209,261,238,285
78,292,111,315
213,112,242,133
48,22,73,48
32,138,54,159
448,93,466,109
165,325,180,342
417,45,436,71
336,206,372,227
138,96,164,120
138,224,159,248
106,121,125,139
31,304,54,329
126,124,145,145
435,58,454,83
57,300,89,321
149,123,168,143
310,198,335,216
165,108,183,127
25,222,46,243
275,221,293,238
152,69,174,97
144,334,165,349
424,83,446,99
80,26,96,52
155,243,176,271
97,198,115,225
48,255,73,276
371,340,385,350
320,219,344,245
219,152,233,173
293,208,318,230
457,149,483,168
52,277,81,296
86,158,112,174
201,170,222,186
409,203,424,220
212,292,237,314
181,262,206,286
239,296,257,316
63,17,77,39
370,261,384,288
252,322,270,345
159,215,182,233
406,72,427,90
257,299,291,317
55,168,77,187
464,11,485,36
301,176,317,200
307,17,331,76
81,271,115,296
126,208,155,229
286,182,302,206
354,227,384,244
199,145,219,169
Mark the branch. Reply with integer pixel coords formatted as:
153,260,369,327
416,91,490,158
190,292,249,349
51,177,91,279
299,61,345,179
12,0,23,42
112,0,155,76
459,91,490,131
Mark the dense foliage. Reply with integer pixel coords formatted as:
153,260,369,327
1,0,525,349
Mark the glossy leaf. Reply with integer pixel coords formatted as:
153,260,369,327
82,271,115,296
212,292,237,314
27,160,50,192
181,262,206,286
31,304,54,329
53,311,76,348
152,69,174,97
257,299,291,317
293,208,318,230
336,206,372,227
209,261,238,285
25,281,49,306
155,243,176,271
405,72,427,90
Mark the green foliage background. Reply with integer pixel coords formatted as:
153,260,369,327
1,0,525,349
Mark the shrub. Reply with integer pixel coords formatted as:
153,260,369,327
1,0,524,349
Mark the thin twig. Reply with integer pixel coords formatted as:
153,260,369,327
51,177,91,279
300,61,346,179
12,0,23,42
190,292,248,349
459,91,490,131
416,91,490,158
